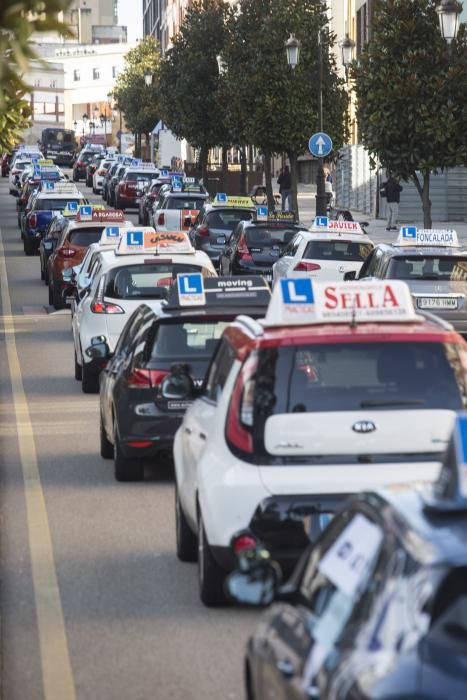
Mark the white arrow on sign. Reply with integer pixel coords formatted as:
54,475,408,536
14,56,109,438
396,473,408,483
316,136,325,155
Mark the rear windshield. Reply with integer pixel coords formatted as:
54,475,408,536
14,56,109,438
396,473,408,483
35,198,84,211
245,226,298,246
304,240,373,262
68,227,104,246
14,161,30,170
79,152,95,163
255,342,466,414
104,263,212,300
166,197,205,210
206,208,253,231
388,256,467,281
150,321,229,360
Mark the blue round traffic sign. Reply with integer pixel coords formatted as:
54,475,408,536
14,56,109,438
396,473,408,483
308,132,333,158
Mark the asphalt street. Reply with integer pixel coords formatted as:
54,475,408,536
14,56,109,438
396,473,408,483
0,174,259,700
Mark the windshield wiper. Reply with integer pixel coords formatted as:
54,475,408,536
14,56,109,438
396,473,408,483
359,399,425,408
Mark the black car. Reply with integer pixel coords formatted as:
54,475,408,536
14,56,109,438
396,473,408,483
92,276,271,482
138,178,170,225
190,198,255,269
106,164,127,206
227,415,467,700
72,148,102,182
219,215,307,284
102,160,120,201
85,153,105,187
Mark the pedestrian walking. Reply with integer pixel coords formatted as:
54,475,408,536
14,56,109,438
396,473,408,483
277,165,292,212
381,174,403,231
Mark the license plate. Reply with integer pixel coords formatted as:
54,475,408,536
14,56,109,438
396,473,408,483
168,400,191,410
217,235,226,244
416,296,458,310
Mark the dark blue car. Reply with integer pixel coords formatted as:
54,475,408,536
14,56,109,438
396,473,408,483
227,414,467,700
22,186,86,255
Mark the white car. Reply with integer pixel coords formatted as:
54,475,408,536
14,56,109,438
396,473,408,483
92,158,115,194
273,216,374,284
72,229,217,392
153,181,209,233
173,278,467,606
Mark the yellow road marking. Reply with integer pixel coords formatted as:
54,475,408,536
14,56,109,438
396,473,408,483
0,228,76,700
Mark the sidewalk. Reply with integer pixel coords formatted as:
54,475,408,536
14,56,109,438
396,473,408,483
296,183,467,245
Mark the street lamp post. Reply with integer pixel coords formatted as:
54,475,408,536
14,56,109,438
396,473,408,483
340,34,356,81
437,0,463,48
285,30,327,217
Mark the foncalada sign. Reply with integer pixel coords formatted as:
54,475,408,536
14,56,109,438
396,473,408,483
177,273,205,306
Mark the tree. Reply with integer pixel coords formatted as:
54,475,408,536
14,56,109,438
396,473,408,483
114,37,162,157
158,1,233,183
223,0,348,213
0,0,72,150
352,0,467,228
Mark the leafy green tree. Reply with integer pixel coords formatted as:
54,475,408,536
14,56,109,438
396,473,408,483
223,0,348,213
352,0,467,228
0,0,72,150
158,0,233,183
114,37,162,157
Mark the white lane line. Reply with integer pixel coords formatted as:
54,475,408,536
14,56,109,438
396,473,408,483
0,227,76,700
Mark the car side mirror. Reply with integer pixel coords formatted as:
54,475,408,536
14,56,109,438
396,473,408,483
225,562,281,607
85,336,111,361
161,363,195,401
343,270,357,281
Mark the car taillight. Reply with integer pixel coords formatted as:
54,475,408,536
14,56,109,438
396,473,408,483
225,353,258,455
237,233,252,262
127,368,169,389
232,533,258,556
57,248,76,258
293,261,322,272
158,213,165,226
77,161,84,167
11,168,20,175
28,213,37,228
97,169,107,175
198,224,209,237
90,301,124,314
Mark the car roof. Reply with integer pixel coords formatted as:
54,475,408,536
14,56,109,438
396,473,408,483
375,243,467,257
164,191,208,198
242,219,304,229
203,203,256,213
96,248,214,271
223,316,464,360
299,230,373,243
351,490,467,567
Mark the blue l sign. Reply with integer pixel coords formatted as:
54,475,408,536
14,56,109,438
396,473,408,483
177,273,205,306
308,132,333,158
280,278,314,305
105,226,120,237
402,226,417,239
127,231,143,246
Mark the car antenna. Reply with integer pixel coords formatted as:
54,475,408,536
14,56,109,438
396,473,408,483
349,298,357,329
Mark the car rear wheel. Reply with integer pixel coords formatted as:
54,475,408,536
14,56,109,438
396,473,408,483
23,237,34,256
198,511,227,607
176,487,197,562
52,282,66,310
114,429,144,482
40,259,45,280
100,413,114,459
81,362,99,393
74,349,82,381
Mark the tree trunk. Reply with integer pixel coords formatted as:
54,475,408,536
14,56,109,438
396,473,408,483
221,147,228,190
239,146,247,195
263,148,275,209
288,149,299,218
412,171,432,228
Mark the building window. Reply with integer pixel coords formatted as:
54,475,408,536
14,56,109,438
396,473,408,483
34,79,41,87
50,80,57,88
112,66,119,78
93,67,100,80
73,69,80,81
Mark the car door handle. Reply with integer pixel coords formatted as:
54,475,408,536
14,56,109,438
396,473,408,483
184,427,192,435
276,658,295,678
199,432,207,441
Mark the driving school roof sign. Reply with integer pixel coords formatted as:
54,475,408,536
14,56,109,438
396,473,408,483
117,230,194,255
395,226,459,247
177,273,206,306
311,216,364,234
264,279,418,326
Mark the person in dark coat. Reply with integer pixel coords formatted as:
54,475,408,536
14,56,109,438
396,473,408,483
277,165,292,212
381,175,403,231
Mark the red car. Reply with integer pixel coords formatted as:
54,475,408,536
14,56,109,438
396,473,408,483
114,166,158,210
1,153,13,177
